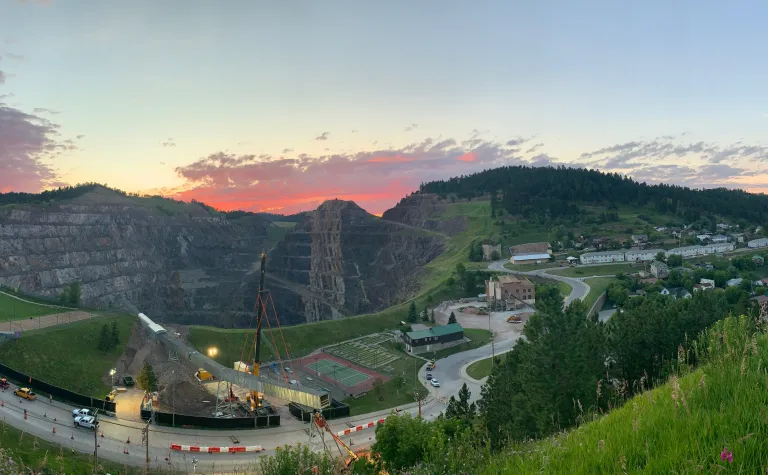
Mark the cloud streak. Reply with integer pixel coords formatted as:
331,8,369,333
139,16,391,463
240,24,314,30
315,132,329,141
0,98,76,192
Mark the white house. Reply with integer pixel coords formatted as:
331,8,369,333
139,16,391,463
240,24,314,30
625,249,664,262
748,238,768,249
667,245,708,258
579,251,626,265
697,234,712,241
710,234,728,243
717,223,731,230
726,278,744,287
661,287,692,300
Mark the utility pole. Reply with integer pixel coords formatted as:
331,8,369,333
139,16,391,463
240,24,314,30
142,419,150,470
489,312,495,364
417,390,422,419
93,425,98,475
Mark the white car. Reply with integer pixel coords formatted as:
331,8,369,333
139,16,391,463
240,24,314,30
72,408,92,418
74,415,99,430
430,379,440,387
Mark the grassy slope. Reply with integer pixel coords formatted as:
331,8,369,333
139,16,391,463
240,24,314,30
0,424,142,475
549,263,637,277
466,352,508,380
0,292,68,322
483,317,768,474
583,277,616,311
0,315,135,397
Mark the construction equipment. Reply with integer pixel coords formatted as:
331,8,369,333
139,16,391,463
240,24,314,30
507,315,522,323
240,252,268,410
194,368,214,382
0,378,9,389
105,389,118,402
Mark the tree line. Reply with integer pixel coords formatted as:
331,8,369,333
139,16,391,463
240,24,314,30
415,165,768,227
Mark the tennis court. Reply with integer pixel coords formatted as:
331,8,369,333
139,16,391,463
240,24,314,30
306,358,372,387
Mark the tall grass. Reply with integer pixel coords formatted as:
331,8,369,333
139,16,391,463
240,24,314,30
483,315,768,473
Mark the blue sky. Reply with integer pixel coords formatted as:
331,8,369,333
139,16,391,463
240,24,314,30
2,0,767,213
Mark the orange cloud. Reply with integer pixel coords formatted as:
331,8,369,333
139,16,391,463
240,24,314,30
457,152,477,162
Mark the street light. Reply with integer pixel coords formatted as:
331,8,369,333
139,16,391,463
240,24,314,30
207,347,218,358
109,368,116,386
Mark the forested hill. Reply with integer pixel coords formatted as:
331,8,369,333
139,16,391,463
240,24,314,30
416,166,768,224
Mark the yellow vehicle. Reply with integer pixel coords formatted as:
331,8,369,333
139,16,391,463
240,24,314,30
14,388,37,401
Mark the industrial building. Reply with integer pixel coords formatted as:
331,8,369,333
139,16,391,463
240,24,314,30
485,275,536,309
403,323,465,354
650,260,669,278
579,250,626,265
510,253,551,265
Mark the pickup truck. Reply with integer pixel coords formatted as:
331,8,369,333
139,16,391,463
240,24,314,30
72,408,93,418
74,415,98,430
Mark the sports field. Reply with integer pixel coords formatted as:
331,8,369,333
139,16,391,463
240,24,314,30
306,358,371,387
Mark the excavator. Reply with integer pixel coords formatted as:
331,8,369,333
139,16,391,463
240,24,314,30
312,412,387,473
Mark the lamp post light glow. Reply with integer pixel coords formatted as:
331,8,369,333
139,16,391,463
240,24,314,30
207,347,218,358
109,368,116,386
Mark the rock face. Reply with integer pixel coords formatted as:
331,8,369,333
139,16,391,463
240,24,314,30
250,199,445,325
381,193,467,235
0,187,270,326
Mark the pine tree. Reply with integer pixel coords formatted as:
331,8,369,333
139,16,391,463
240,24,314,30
445,383,475,423
407,302,418,323
448,312,457,324
97,324,110,352
110,320,120,349
137,363,159,392
421,308,429,322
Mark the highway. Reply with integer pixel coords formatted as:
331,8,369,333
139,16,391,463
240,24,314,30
0,259,591,472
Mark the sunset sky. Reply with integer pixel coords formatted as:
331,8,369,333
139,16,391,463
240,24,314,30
2,0,768,215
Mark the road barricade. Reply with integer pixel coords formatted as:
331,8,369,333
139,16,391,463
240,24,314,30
170,444,264,453
335,418,385,436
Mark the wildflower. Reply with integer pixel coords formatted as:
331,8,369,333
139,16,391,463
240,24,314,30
720,448,733,464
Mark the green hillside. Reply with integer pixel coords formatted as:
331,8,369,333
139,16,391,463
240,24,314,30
481,315,768,474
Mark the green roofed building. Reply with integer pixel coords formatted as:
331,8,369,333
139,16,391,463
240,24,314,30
403,323,465,354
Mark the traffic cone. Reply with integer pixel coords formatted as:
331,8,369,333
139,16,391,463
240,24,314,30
126,436,130,444
53,417,57,422
100,430,104,438
1,400,4,407
52,426,56,434
123,446,129,455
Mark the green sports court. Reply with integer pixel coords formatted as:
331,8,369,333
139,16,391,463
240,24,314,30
306,358,372,387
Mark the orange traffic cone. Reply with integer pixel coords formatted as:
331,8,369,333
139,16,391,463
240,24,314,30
100,430,104,438
1,400,4,407
123,446,129,455
52,426,56,434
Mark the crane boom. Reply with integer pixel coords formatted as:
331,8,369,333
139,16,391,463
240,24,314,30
253,252,267,377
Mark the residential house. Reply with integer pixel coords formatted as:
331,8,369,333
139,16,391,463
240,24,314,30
510,253,551,265
729,233,745,243
700,278,715,288
485,275,536,304
696,233,712,241
631,234,649,245
566,256,579,264
661,287,692,300
711,234,728,243
591,237,612,250
717,223,731,230
705,242,735,254
625,248,664,262
748,238,768,249
670,229,683,238
650,260,669,278
640,277,659,285
481,240,502,261
726,278,744,287
579,250,626,265
751,295,768,306
403,323,465,354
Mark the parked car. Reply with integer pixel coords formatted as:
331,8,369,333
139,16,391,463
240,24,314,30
74,415,98,430
430,379,440,387
122,376,135,386
426,372,433,380
14,388,36,400
72,408,93,418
